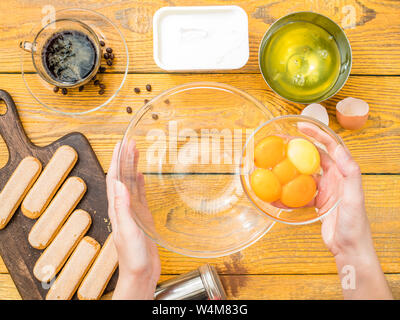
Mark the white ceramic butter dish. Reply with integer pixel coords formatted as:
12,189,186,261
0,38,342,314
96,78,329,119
153,6,249,71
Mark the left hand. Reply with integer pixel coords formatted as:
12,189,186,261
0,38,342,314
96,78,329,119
106,141,161,300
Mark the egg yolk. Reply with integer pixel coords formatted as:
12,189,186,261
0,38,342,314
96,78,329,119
250,168,282,202
287,138,320,175
254,136,286,169
272,158,299,185
280,175,317,208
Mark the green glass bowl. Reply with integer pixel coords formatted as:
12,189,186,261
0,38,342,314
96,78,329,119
259,11,352,104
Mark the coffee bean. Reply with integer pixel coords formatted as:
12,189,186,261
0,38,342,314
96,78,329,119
99,88,105,95
53,86,59,93
144,99,149,104
146,84,152,92
126,106,132,114
109,53,114,60
99,66,106,73
94,80,100,86
152,113,159,120
100,40,105,47
62,88,68,95
99,83,106,89
106,47,113,53
134,87,140,94
106,59,113,66
79,85,84,92
104,52,110,59
164,99,170,104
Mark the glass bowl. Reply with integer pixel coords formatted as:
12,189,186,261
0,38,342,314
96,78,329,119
258,11,352,104
117,82,276,258
241,115,344,225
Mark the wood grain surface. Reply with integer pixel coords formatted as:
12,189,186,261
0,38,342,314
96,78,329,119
3,273,400,300
0,0,399,300
0,0,399,74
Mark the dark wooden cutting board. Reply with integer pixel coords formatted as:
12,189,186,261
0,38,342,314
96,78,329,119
0,89,117,300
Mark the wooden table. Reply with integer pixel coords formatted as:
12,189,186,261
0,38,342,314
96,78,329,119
0,0,399,300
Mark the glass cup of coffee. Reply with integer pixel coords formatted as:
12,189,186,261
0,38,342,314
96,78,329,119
20,19,101,88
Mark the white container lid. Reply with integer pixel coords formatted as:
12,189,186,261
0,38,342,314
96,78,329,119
153,6,249,71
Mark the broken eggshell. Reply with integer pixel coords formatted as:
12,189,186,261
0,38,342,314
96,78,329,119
336,97,369,130
301,103,330,126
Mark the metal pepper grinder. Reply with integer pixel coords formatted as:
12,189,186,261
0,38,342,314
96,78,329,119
154,264,227,300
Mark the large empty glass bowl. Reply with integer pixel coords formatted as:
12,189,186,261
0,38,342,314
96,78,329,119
117,82,275,258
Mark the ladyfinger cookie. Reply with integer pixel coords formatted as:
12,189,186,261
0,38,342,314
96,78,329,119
22,145,78,219
46,236,100,300
33,209,92,283
77,233,118,300
0,157,42,230
28,176,86,249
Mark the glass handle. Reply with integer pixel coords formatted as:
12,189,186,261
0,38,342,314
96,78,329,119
19,41,34,53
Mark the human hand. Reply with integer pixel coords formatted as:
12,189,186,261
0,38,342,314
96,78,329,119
300,123,392,299
298,123,370,257
106,141,161,300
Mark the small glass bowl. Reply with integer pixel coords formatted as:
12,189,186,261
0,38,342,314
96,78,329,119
241,115,344,225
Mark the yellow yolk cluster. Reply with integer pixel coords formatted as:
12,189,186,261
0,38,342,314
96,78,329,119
250,136,319,208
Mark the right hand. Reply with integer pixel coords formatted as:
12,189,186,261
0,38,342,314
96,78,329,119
300,123,392,299
300,124,372,257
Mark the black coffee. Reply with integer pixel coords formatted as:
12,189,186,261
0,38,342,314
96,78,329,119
42,30,97,85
